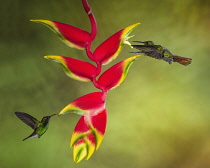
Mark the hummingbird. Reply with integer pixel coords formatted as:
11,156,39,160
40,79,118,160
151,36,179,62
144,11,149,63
15,112,56,141
131,41,192,66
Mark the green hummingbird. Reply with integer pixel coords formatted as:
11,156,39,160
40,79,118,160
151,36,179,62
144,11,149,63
131,41,192,66
15,112,56,141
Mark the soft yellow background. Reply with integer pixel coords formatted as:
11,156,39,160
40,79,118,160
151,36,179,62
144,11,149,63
1,0,210,167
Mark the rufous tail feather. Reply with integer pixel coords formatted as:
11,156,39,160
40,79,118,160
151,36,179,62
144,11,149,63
172,56,192,66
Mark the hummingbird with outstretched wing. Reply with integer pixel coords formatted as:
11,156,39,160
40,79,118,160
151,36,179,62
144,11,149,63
15,112,56,141
131,41,192,66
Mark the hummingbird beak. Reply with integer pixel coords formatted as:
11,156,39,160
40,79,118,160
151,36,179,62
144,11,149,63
50,114,57,117
132,41,145,44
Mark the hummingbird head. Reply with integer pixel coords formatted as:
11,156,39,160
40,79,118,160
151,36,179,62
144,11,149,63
41,114,57,122
133,41,155,45
142,41,155,45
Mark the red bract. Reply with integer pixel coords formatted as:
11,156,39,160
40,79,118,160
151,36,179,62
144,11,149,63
71,109,107,163
30,20,92,50
32,0,140,163
93,23,140,65
58,92,106,116
97,55,141,92
44,55,97,82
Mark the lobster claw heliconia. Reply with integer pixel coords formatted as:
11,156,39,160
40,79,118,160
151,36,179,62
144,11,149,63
58,92,107,163
93,23,140,65
71,109,107,163
97,55,141,92
44,55,98,82
31,0,141,164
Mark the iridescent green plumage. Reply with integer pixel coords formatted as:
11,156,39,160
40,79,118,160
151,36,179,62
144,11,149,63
15,112,56,141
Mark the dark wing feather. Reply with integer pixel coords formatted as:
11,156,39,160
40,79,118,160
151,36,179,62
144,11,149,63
145,50,163,59
15,112,39,130
132,45,158,52
131,45,163,59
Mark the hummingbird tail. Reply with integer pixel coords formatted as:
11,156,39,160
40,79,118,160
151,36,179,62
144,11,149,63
22,132,38,141
172,56,192,66
22,136,30,141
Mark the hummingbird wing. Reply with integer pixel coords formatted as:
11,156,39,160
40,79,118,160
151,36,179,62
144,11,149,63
145,50,163,59
132,45,158,52
131,45,163,59
15,112,39,130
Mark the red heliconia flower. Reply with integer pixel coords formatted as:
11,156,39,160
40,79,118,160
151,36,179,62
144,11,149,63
44,55,97,82
30,20,92,50
93,23,140,65
58,92,107,163
97,55,141,92
71,109,107,163
58,92,106,115
31,0,97,61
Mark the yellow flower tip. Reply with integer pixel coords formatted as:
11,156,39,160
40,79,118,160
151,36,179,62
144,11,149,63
30,19,44,22
126,23,140,33
44,55,57,60
44,55,50,59
58,104,71,115
58,104,86,116
128,55,141,63
58,107,67,116
130,55,142,61
30,19,44,23
122,23,139,39
135,54,141,58
30,19,47,22
30,20,55,28
57,113,62,116
44,55,65,65
73,144,87,163
122,23,140,46
129,23,140,31
123,55,142,67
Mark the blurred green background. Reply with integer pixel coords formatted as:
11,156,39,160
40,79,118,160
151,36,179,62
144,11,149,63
1,0,210,167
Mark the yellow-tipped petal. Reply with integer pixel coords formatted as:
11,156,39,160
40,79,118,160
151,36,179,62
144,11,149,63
44,55,97,82
97,55,141,91
84,136,96,160
31,19,91,50
59,92,106,116
93,23,140,65
58,104,87,116
91,128,104,150
73,141,87,163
